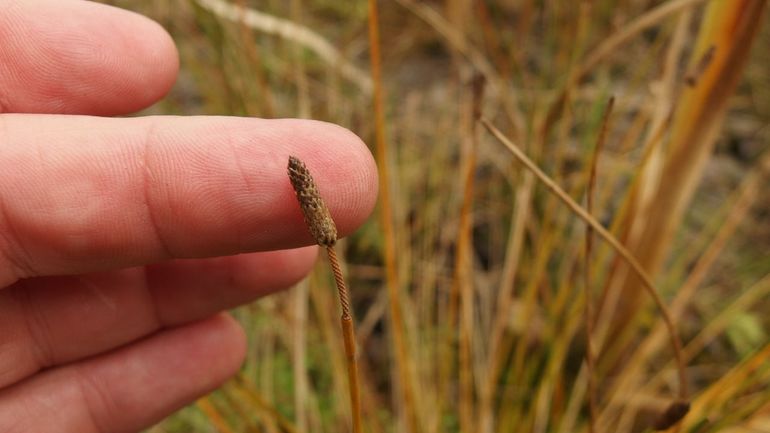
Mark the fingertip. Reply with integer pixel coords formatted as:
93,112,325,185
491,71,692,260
0,1,179,115
209,247,319,301
246,246,319,294
209,314,248,377
165,314,248,388
147,247,319,326
110,9,180,113
281,120,379,240
151,314,249,383
151,116,379,251
326,123,379,238
72,3,180,114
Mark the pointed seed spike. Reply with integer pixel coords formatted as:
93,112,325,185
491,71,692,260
287,156,338,246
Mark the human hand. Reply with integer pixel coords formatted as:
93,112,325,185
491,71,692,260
0,1,377,431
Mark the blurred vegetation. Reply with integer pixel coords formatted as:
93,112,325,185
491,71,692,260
103,1,770,432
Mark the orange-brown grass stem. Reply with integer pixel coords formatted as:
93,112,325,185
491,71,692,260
481,119,689,407
366,1,420,432
327,246,363,433
232,376,300,433
197,397,235,433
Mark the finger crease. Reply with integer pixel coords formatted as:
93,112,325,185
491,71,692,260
142,267,167,329
225,130,251,251
0,129,36,281
0,95,10,114
0,201,33,282
140,122,175,260
11,283,55,370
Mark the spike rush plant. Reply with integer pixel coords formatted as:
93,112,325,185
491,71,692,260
287,156,363,433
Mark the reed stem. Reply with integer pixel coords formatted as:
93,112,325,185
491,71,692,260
327,246,362,433
366,1,420,432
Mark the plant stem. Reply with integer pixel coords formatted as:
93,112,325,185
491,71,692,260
326,246,362,433
366,1,419,432
584,97,615,433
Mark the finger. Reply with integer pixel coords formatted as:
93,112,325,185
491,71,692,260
147,247,318,324
0,114,377,286
0,247,316,388
0,314,245,433
0,0,177,115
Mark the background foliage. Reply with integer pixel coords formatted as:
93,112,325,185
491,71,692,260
103,1,770,432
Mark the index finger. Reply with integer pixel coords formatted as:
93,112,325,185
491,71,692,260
0,114,378,286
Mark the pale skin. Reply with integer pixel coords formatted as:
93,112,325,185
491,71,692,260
0,1,378,431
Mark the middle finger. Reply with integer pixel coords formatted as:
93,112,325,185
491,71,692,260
0,247,314,389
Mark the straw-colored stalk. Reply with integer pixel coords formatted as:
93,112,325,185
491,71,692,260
287,156,362,433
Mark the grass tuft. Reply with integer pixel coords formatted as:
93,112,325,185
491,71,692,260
116,1,770,432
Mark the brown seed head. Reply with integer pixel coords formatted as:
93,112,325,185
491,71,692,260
287,156,338,246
